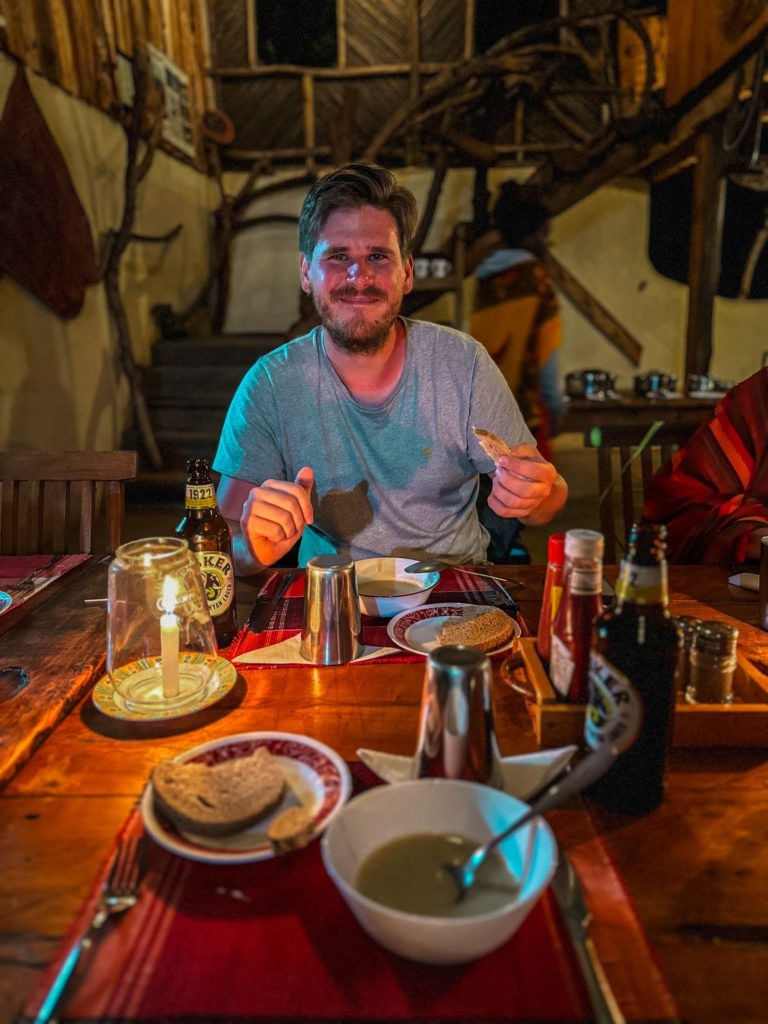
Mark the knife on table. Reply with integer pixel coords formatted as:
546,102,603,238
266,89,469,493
247,569,299,635
550,853,627,1024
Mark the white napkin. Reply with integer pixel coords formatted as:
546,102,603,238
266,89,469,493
728,572,759,592
233,633,400,665
356,744,578,800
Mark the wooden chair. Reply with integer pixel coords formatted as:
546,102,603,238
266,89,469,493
0,451,138,556
586,423,698,563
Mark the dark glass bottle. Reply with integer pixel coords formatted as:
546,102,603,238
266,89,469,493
176,458,238,647
585,522,680,814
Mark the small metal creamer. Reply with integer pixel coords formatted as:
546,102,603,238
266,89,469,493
412,644,502,786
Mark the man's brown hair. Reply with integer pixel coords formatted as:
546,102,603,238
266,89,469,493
299,163,418,260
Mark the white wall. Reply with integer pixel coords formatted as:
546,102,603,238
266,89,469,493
0,54,217,453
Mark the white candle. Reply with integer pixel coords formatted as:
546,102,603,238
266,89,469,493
160,576,180,698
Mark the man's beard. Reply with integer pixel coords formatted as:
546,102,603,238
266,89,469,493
312,286,402,355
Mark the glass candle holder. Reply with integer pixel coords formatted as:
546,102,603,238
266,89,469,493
107,537,218,713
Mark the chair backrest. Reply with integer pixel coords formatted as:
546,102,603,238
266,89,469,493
0,451,138,555
587,424,697,563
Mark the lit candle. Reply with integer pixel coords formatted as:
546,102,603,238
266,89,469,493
160,575,180,698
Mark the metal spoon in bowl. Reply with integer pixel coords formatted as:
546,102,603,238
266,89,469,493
445,742,619,901
404,559,524,587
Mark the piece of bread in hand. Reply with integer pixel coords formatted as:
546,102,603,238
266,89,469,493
438,607,516,652
152,746,285,838
472,426,513,465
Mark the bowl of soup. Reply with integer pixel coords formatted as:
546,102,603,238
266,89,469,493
320,778,557,964
354,557,439,617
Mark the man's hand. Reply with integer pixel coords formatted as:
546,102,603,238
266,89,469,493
487,444,567,524
217,469,315,574
239,467,315,568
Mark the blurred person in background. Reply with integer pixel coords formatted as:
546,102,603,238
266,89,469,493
643,366,768,565
469,182,564,563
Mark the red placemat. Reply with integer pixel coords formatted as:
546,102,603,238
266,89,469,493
228,567,528,666
0,553,91,615
22,766,681,1024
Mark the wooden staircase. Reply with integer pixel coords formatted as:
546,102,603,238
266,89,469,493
124,332,283,503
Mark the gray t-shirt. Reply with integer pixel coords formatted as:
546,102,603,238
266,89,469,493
213,317,535,565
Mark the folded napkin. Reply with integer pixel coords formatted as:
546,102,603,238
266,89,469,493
729,572,759,592
234,633,400,665
23,765,681,1024
357,744,578,798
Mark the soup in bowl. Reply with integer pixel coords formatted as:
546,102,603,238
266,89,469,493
354,557,439,617
321,778,557,964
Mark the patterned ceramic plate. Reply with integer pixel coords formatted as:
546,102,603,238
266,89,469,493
0,592,11,615
92,655,237,721
141,732,352,864
387,602,520,656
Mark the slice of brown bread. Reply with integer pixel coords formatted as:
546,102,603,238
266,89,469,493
438,607,515,652
472,426,513,465
152,746,286,838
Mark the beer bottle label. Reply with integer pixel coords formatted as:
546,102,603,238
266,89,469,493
549,634,575,696
584,651,643,755
615,563,667,605
194,550,235,615
185,483,217,510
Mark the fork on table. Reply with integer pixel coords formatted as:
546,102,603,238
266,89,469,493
9,555,60,593
33,831,146,1024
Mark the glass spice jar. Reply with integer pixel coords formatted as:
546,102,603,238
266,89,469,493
674,615,702,693
685,621,739,705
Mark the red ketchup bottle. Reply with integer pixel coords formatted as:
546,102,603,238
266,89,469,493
536,532,565,664
548,529,604,702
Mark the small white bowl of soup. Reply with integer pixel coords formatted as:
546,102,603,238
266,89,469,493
320,778,557,965
354,557,439,617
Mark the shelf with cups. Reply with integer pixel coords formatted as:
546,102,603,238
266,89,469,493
505,638,768,749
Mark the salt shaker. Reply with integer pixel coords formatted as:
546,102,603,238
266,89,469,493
685,621,738,705
674,615,702,693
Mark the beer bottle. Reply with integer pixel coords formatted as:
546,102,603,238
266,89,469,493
176,458,238,647
584,522,680,814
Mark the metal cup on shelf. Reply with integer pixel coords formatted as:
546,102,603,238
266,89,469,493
300,554,361,665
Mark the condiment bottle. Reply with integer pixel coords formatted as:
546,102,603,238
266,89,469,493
549,529,603,702
585,522,680,815
175,458,238,647
685,621,738,705
536,532,565,663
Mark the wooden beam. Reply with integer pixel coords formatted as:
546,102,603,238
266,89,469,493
543,252,643,366
685,125,726,377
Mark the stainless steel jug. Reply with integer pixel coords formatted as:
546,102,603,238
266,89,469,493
412,644,502,785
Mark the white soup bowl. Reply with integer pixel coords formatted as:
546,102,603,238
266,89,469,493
354,557,439,617
321,778,558,965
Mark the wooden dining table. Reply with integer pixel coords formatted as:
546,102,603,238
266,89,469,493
1,558,767,1024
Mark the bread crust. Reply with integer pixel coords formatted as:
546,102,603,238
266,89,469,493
472,426,513,465
152,746,286,838
438,607,515,652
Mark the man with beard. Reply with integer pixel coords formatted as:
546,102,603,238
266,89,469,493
214,163,567,572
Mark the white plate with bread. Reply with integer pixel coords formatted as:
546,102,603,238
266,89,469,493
387,603,520,656
141,731,352,864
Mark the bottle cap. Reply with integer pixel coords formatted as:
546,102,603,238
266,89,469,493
564,528,604,559
547,532,565,564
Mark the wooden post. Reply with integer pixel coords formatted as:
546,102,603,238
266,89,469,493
685,125,726,377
